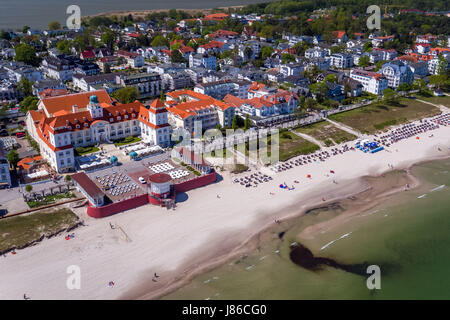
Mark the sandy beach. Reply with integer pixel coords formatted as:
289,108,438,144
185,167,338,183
86,6,244,20
0,120,449,300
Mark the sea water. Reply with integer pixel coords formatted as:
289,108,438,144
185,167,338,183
164,158,450,300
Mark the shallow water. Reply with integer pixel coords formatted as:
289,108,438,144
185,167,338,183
164,158,450,300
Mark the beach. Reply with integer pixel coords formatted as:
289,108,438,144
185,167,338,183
0,121,449,300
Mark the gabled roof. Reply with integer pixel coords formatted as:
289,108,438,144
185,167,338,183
333,30,347,39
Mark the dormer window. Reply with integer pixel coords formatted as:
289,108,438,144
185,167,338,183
125,115,128,119
132,113,136,118
84,123,89,127
116,111,119,116
117,116,121,121
110,118,113,122
76,125,80,129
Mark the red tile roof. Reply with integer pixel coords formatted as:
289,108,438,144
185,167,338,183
72,172,105,198
40,90,112,116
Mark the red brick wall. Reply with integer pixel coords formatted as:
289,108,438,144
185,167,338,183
174,171,217,193
87,193,149,218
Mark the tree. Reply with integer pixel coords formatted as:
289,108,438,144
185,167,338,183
304,97,317,110
309,82,328,103
17,77,33,97
244,114,250,130
56,40,72,54
261,46,274,60
0,30,11,40
358,55,370,68
324,74,337,83
19,96,39,113
170,50,186,63
151,35,169,48
160,90,165,101
136,34,149,47
281,53,295,64
231,115,238,130
375,60,388,72
101,31,116,50
382,88,398,103
14,44,38,66
48,21,62,30
397,83,411,93
112,87,139,104
25,185,33,193
363,42,372,52
7,150,19,169
22,26,30,34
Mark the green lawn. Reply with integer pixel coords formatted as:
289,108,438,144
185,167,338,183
295,121,357,146
75,146,99,156
27,192,77,208
412,92,450,108
270,131,320,162
114,136,141,146
328,98,441,134
231,164,249,174
0,208,79,252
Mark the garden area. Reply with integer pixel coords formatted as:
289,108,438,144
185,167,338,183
114,136,141,147
0,208,79,253
266,130,320,162
295,121,357,147
75,146,99,156
26,192,77,208
328,98,441,134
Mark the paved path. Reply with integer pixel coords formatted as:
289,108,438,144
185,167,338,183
324,118,363,138
415,98,450,113
289,129,325,148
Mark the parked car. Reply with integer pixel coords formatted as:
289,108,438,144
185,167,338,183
16,132,25,138
138,177,146,184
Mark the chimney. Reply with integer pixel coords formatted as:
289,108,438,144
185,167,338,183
72,105,78,113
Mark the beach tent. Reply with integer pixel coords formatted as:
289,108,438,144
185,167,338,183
110,156,118,164
129,151,138,158
306,174,311,178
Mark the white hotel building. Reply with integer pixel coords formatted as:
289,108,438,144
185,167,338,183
349,69,388,95
26,90,170,173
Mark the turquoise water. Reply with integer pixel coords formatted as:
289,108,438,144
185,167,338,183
164,159,450,300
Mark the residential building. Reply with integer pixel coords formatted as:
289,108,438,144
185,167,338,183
115,73,162,99
350,69,388,95
329,53,354,69
165,90,235,134
194,80,236,100
189,53,217,70
117,50,145,68
0,146,12,188
379,61,414,88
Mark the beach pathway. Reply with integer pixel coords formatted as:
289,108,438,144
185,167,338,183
325,118,362,138
415,99,449,113
289,129,325,148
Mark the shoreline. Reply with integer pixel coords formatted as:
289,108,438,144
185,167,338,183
133,159,436,300
84,6,244,20
0,119,449,300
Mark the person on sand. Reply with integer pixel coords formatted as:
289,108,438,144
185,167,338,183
154,272,159,278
